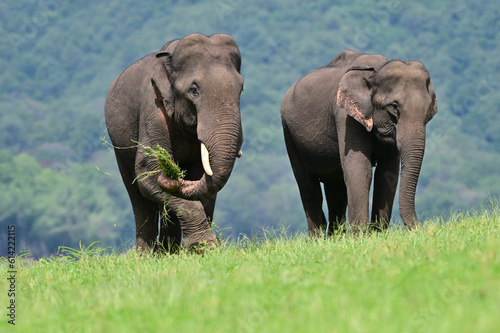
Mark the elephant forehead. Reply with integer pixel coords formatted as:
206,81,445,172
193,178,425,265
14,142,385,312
377,61,429,82
172,63,238,85
172,36,240,72
172,48,237,71
177,33,236,50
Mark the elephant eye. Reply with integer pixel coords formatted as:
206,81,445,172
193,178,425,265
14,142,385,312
388,102,400,119
188,84,199,97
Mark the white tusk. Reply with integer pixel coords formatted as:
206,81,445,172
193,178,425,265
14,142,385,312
237,149,243,158
201,143,213,176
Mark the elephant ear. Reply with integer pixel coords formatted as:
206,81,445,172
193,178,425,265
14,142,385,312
336,66,376,132
425,81,438,124
151,51,175,118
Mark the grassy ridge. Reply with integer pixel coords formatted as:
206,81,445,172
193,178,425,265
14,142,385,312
5,209,500,333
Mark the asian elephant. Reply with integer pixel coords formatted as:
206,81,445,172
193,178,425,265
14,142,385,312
105,33,244,252
281,50,437,235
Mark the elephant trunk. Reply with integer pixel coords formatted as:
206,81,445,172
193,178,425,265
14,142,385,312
398,125,426,229
198,109,242,197
159,105,242,201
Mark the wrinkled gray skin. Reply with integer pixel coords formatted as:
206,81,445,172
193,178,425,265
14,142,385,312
105,34,244,251
281,50,437,235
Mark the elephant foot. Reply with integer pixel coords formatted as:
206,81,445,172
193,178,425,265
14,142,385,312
347,223,370,236
183,230,218,253
188,239,219,255
136,237,157,254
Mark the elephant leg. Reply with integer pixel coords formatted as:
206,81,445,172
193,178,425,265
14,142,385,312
337,117,373,233
371,152,400,231
324,180,348,235
132,198,159,252
299,175,326,237
201,195,217,226
115,151,158,251
284,127,326,236
165,196,217,248
159,205,182,253
343,161,372,233
201,195,220,244
133,149,216,249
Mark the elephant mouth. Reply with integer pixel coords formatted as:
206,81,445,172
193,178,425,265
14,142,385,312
373,120,396,136
375,134,396,146
373,124,396,145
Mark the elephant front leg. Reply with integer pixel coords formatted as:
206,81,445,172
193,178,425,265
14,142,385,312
371,152,400,231
165,195,218,248
133,202,159,252
134,151,216,250
337,117,373,233
342,158,372,233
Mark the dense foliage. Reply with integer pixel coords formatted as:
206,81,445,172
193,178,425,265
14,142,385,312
1,0,499,256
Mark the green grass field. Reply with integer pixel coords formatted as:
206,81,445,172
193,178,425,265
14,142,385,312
3,208,500,333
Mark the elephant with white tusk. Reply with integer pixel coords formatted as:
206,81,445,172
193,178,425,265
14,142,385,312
105,33,244,252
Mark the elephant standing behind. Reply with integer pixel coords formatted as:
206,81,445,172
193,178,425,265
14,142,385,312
281,50,437,235
105,34,244,251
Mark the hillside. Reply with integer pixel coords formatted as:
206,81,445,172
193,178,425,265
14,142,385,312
1,0,499,256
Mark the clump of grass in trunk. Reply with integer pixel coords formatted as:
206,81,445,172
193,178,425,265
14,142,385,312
132,140,186,182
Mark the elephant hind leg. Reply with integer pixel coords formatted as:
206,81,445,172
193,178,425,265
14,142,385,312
115,150,159,252
324,181,347,235
297,174,326,237
298,173,327,237
283,128,326,237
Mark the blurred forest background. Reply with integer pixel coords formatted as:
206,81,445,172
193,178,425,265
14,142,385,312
1,0,499,257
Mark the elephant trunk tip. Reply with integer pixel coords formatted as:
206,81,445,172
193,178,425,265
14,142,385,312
158,174,182,194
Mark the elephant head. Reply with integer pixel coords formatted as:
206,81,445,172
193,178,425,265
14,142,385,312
151,33,244,201
337,60,437,228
